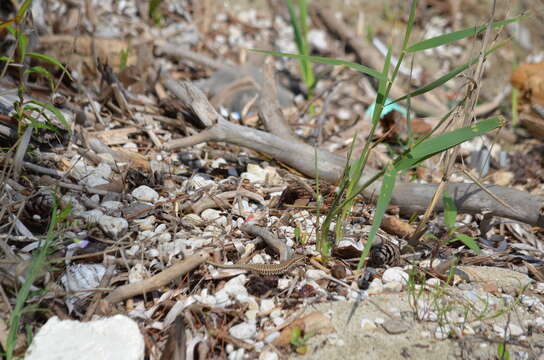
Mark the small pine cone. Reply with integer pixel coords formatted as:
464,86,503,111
368,241,401,267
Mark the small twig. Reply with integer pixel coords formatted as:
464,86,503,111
240,223,290,261
103,251,210,305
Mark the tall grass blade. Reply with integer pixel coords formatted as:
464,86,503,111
250,49,383,79
407,17,522,53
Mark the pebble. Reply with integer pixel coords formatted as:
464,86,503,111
493,323,524,338
264,331,280,344
260,299,275,313
434,325,450,340
132,185,159,202
382,267,409,284
98,216,128,239
229,321,257,340
80,209,104,224
306,269,328,281
259,351,279,360
201,208,222,221
368,278,384,295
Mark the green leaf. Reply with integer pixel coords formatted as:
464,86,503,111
395,116,503,171
407,17,522,52
16,0,33,20
26,52,73,80
250,49,383,80
452,233,481,254
25,65,53,79
497,343,510,360
442,191,457,228
358,163,397,269
18,33,28,61
27,100,71,133
393,42,505,104
0,56,14,62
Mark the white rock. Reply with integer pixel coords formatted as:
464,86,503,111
278,278,291,290
201,208,222,221
245,309,258,322
306,269,328,281
462,325,475,336
229,321,257,340
361,318,377,331
228,348,245,360
132,185,159,202
156,232,171,242
80,209,104,224
425,277,441,287
493,323,524,338
155,223,167,233
374,317,385,325
368,278,384,294
260,298,275,313
264,331,280,343
382,267,409,284
259,350,279,360
86,174,109,187
101,201,123,211
434,325,450,340
98,216,128,239
308,29,328,51
25,315,144,360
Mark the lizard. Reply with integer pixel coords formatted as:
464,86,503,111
206,254,306,276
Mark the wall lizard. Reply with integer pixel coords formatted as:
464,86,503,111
206,254,306,276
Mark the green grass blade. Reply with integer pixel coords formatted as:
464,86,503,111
452,233,481,254
16,0,33,20
250,49,383,79
26,52,74,81
28,100,71,133
357,163,397,269
393,42,505,104
406,17,522,53
442,191,457,228
395,116,503,171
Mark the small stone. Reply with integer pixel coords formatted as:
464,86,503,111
434,325,450,340
201,208,222,221
264,331,280,344
81,209,104,224
98,216,128,239
229,321,256,340
382,267,409,284
132,185,159,202
101,200,123,211
260,299,275,313
368,278,384,295
382,319,409,334
259,350,279,360
306,269,328,281
425,277,441,287
245,309,258,322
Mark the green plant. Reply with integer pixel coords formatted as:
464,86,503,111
5,197,72,359
441,191,481,254
149,0,163,26
286,0,316,97
1,1,72,136
254,0,517,266
290,327,315,355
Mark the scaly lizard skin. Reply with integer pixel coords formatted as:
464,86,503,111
206,254,306,275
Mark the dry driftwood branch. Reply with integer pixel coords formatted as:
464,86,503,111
161,80,544,227
103,251,209,305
